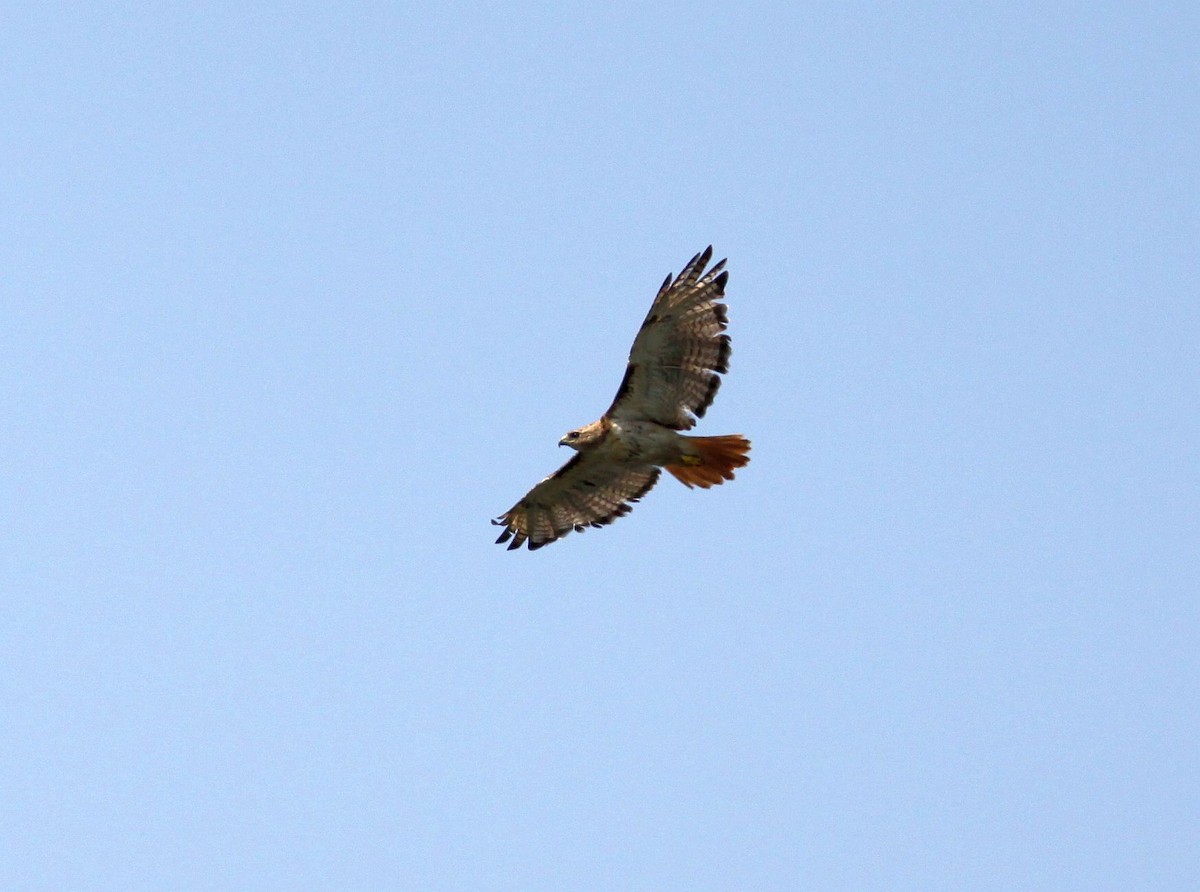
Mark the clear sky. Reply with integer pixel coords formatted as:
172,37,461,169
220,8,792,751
3,3,1197,889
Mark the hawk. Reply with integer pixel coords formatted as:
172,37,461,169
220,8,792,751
493,246,751,550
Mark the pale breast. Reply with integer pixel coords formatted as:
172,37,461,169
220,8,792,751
608,420,683,466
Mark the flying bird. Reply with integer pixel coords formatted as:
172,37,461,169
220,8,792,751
493,246,751,550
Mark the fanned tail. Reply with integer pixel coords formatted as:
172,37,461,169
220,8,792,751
665,435,751,489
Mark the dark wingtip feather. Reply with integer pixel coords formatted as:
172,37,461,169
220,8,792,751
715,333,732,373
678,246,713,283
694,373,722,418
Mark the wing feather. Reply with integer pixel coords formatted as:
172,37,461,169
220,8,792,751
605,246,733,429
492,452,661,550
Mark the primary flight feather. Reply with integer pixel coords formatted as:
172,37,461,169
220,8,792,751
493,246,751,550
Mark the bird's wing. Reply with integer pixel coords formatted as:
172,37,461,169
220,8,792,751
493,451,661,551
605,245,732,430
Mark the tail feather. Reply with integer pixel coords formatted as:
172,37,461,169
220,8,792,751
666,435,751,489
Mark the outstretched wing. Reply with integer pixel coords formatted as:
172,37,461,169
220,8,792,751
493,453,661,551
605,246,732,430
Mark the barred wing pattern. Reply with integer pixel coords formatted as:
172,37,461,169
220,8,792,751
606,246,731,430
492,453,661,551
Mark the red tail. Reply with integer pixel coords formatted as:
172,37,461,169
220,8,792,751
665,435,751,489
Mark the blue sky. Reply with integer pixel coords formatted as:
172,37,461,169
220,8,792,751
3,3,1197,889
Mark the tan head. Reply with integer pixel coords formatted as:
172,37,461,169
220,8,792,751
558,419,607,451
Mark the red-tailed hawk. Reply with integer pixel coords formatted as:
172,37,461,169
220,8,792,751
493,246,751,550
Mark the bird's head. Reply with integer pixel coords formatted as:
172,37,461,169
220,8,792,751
558,421,605,451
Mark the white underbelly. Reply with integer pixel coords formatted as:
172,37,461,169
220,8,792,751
609,420,681,465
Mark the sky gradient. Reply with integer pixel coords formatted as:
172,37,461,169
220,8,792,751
3,3,1197,889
